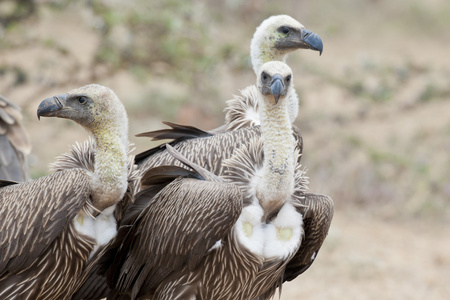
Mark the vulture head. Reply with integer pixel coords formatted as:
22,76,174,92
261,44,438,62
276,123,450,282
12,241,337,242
37,84,129,212
257,61,293,106
251,14,323,74
37,84,128,142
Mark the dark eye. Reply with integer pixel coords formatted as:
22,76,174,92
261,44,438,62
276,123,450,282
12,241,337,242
78,96,87,104
281,26,290,35
262,73,269,81
286,75,291,82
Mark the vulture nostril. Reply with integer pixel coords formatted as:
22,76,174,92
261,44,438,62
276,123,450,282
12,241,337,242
54,96,62,108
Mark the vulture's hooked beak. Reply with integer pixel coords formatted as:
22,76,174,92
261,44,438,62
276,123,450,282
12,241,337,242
37,95,66,120
270,74,284,104
301,29,323,55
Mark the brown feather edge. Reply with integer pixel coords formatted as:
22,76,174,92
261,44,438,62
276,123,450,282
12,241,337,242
49,137,140,221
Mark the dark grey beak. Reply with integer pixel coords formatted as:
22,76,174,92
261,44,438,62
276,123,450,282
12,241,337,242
302,29,323,55
37,95,65,120
270,75,284,104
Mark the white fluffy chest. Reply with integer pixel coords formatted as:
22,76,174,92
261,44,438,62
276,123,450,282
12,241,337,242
234,202,303,260
73,206,117,258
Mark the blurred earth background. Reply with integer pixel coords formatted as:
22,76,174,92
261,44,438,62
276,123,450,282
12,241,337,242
1,0,449,299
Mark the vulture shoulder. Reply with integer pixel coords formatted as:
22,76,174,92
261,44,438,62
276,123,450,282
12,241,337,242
50,137,140,224
285,192,334,281
100,164,243,299
0,94,31,181
0,168,91,277
136,124,262,177
135,121,212,164
135,122,303,176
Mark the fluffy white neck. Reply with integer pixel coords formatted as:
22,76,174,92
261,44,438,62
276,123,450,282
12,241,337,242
90,120,128,212
256,95,295,215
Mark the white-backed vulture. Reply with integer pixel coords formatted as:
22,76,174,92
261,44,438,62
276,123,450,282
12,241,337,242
72,17,326,299
134,15,324,174
0,84,134,299
0,94,31,181
217,14,323,133
92,62,333,299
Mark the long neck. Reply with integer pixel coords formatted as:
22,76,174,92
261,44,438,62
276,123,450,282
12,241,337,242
91,124,128,212
256,97,295,216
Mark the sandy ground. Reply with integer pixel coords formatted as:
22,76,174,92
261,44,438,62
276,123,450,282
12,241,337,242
277,210,450,300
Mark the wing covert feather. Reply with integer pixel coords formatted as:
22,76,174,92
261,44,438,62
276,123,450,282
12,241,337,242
0,168,91,276
105,177,243,299
284,193,334,282
137,124,303,176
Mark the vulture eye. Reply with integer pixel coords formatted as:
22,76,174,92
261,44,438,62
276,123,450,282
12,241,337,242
286,75,291,82
262,73,269,81
280,26,290,35
78,96,87,105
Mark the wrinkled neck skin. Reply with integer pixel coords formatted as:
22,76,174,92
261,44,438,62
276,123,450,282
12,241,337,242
90,122,128,213
256,96,295,218
251,42,298,124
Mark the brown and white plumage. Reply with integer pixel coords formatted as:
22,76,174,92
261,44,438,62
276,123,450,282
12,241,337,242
50,138,140,224
135,15,321,174
0,94,31,181
0,84,131,299
283,192,334,282
41,138,139,300
135,122,303,182
221,14,323,132
72,127,275,299
90,62,333,299
0,169,94,299
101,157,243,299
